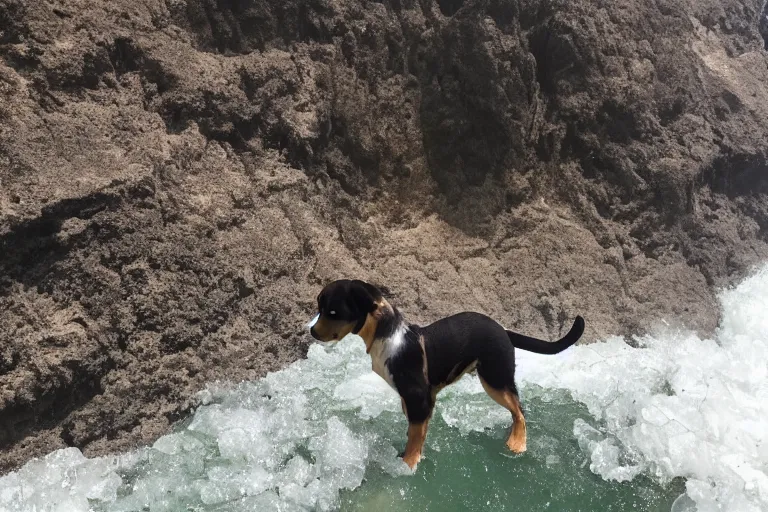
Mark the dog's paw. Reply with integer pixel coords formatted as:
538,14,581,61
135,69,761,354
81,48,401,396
402,452,421,469
506,438,527,454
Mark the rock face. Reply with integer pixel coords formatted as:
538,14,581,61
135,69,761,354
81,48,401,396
1,0,767,472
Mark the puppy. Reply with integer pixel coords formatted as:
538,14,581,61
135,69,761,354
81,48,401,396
308,279,584,469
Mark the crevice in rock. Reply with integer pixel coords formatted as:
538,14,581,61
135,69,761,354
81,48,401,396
108,37,146,77
1,356,112,451
0,1,28,45
704,150,768,198
182,0,335,54
0,180,154,292
437,0,464,17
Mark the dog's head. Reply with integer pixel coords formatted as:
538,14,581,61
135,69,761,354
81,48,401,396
308,279,383,343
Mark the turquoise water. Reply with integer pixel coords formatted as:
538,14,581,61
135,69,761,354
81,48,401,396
338,391,682,512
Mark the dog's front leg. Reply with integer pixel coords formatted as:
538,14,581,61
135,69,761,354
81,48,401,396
402,420,430,468
400,391,434,469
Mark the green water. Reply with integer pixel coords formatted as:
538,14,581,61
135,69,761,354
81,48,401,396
339,392,683,512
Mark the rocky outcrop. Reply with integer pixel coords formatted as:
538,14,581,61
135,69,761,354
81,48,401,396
1,0,767,472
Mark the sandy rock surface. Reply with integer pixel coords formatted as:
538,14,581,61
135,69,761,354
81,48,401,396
1,0,767,472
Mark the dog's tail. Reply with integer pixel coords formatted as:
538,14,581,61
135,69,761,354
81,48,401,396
506,316,585,355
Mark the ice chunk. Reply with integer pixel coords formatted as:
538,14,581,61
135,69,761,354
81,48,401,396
152,432,205,455
310,417,368,490
333,372,399,419
573,419,643,482
671,492,697,512
276,455,316,488
197,465,271,505
0,448,128,512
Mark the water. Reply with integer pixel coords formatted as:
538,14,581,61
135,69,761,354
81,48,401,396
1,266,767,512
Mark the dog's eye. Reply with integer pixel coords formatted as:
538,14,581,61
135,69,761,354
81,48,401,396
329,310,336,316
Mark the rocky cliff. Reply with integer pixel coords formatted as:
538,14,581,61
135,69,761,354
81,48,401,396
1,0,767,473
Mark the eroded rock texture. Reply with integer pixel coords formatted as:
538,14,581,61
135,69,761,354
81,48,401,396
1,0,767,472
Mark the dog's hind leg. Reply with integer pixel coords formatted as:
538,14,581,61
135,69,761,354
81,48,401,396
479,377,527,453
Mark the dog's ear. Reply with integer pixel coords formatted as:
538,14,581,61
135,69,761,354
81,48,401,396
350,280,380,315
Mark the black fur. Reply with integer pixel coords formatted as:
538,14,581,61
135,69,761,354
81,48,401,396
313,279,381,337
417,312,513,390
388,328,433,423
373,310,585,423
507,316,584,354
374,306,405,340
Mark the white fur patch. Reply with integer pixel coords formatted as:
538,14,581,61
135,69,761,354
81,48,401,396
369,323,407,390
306,314,319,330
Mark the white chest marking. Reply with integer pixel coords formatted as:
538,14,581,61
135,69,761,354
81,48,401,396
369,325,407,390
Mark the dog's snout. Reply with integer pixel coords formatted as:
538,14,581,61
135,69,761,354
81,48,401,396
309,326,318,339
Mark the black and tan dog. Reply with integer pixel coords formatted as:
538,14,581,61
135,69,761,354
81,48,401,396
308,279,584,469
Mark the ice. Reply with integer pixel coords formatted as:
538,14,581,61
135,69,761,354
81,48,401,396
333,372,398,419
309,417,367,488
0,448,125,512
152,432,205,455
514,265,768,511
573,419,643,482
1,265,768,511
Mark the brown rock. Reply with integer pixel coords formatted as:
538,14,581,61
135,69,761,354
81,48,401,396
1,0,767,473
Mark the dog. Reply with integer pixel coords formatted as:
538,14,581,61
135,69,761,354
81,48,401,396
308,279,584,469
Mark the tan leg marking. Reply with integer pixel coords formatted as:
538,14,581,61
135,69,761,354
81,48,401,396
480,377,527,453
402,420,430,469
